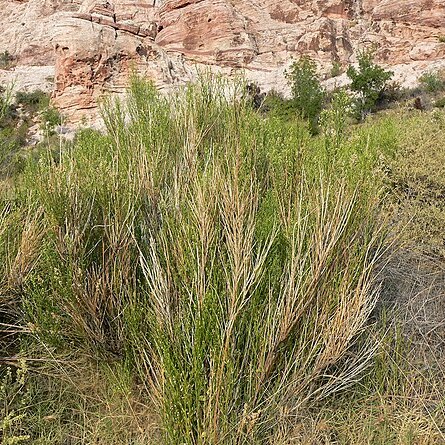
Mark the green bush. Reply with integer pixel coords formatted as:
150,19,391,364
347,49,394,118
0,50,14,69
286,56,325,134
0,85,14,123
40,106,62,135
380,81,403,104
330,60,343,78
418,71,445,93
0,77,397,444
434,96,445,108
259,90,301,122
16,90,50,112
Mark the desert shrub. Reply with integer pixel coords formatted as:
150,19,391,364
0,76,398,445
259,90,302,122
1,80,444,444
438,35,445,43
347,49,394,118
330,60,343,78
379,81,403,105
0,50,14,69
244,82,265,110
320,89,354,155
0,84,15,119
16,90,50,112
286,55,325,133
0,360,31,445
434,96,445,108
418,71,445,93
384,109,445,258
40,106,62,135
0,87,29,175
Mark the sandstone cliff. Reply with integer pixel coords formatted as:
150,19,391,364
1,0,445,122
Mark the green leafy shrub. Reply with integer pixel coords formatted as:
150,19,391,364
347,49,394,118
16,90,50,112
259,90,300,122
40,106,62,135
286,55,325,133
438,35,445,43
418,71,445,93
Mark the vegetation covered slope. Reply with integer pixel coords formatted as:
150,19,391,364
0,77,444,444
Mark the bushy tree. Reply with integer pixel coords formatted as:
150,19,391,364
286,56,325,133
419,71,445,93
347,49,393,118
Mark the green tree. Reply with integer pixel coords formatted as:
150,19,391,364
347,49,393,118
286,56,325,134
418,71,445,93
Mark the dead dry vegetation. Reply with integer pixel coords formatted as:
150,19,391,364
0,77,444,444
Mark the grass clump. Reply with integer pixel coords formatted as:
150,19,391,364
1,76,444,444
434,96,445,108
418,71,445,93
0,75,397,444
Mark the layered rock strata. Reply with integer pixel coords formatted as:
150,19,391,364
0,0,444,121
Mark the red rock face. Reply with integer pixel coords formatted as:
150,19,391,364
156,0,257,66
1,0,445,122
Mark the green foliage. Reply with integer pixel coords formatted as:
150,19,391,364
438,35,445,43
330,60,343,78
0,77,400,444
1,77,444,444
320,89,353,155
384,109,445,258
40,106,62,135
418,71,445,93
0,87,64,177
286,56,325,133
347,49,394,117
0,85,14,123
259,90,303,123
0,361,31,445
0,86,27,176
435,96,445,108
0,51,14,69
16,90,50,112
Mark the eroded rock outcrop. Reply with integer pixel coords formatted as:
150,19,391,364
1,0,444,122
